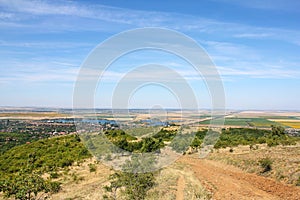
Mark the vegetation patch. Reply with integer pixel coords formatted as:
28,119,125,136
199,117,283,127
0,135,91,200
0,132,49,154
259,157,273,173
208,142,300,186
0,135,91,173
190,126,299,149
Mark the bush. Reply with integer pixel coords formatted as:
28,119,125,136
88,163,97,173
0,135,92,174
209,127,299,149
259,157,273,173
0,170,61,200
104,155,156,200
266,139,279,147
104,172,155,200
50,172,60,179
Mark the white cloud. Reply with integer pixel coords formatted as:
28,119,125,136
233,33,273,39
217,64,300,79
1,0,300,84
0,11,14,19
0,0,168,26
0,40,93,49
0,60,79,83
1,0,300,46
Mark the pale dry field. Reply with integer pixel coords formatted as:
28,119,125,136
48,158,211,200
234,111,300,118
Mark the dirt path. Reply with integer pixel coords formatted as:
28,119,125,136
178,156,300,200
176,175,185,200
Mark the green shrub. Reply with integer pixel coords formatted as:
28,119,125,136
0,135,91,174
266,139,279,147
0,170,61,200
104,172,155,200
88,163,97,173
50,172,60,179
259,157,273,173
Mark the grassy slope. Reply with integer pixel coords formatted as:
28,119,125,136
208,143,300,186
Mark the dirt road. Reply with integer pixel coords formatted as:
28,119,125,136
178,156,300,200
176,175,185,200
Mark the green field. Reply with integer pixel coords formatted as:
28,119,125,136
199,117,283,127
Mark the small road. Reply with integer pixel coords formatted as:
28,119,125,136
178,156,300,200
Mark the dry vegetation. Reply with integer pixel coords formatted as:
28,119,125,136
49,158,112,200
47,160,211,200
147,162,211,200
208,142,300,186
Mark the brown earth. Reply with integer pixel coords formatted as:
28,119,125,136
178,156,300,200
176,175,185,200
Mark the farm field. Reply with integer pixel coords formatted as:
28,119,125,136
268,119,300,129
277,122,300,129
199,117,283,128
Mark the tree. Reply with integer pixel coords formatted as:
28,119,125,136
0,170,61,200
271,125,285,136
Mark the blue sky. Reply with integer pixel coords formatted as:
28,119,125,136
0,0,300,110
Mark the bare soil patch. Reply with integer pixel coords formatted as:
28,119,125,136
179,156,300,200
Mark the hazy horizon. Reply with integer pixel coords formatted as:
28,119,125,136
1,106,300,112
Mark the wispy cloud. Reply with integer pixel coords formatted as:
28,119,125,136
0,40,93,49
0,0,169,26
201,40,260,59
0,11,14,19
0,60,79,84
0,0,92,16
233,33,273,39
1,0,300,46
213,0,300,12
218,65,300,79
1,0,300,84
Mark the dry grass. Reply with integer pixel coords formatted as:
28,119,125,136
147,162,211,200
208,143,300,186
0,158,112,200
46,158,211,200
49,158,112,200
